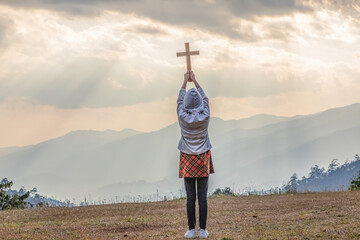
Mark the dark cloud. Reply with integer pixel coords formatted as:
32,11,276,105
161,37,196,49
131,24,168,35
222,0,311,18
263,21,296,42
0,0,135,16
0,0,312,41
307,0,360,15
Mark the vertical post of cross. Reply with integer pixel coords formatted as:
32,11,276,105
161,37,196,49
185,42,191,71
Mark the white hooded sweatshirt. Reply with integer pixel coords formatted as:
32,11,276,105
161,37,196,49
177,87,212,155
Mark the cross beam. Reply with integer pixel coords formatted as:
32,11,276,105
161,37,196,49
176,42,199,71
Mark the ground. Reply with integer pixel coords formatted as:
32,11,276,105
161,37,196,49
1,191,360,239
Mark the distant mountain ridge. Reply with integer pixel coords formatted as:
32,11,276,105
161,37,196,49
1,103,360,201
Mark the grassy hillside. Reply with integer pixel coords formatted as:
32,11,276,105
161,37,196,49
1,191,360,239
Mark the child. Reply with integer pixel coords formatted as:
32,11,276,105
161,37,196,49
177,70,215,239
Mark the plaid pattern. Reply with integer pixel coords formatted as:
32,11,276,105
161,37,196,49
179,150,215,178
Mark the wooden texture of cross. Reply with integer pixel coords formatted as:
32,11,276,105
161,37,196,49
176,42,199,71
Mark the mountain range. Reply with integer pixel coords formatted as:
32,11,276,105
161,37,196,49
0,103,359,202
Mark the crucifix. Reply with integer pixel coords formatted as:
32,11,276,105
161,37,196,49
176,42,200,72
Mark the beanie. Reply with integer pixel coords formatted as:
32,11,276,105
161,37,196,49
184,88,202,110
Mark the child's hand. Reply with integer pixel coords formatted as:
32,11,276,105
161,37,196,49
182,71,199,89
189,71,196,82
184,71,192,82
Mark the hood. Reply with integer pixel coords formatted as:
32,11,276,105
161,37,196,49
184,88,202,110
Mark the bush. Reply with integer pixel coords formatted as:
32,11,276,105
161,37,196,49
283,173,298,194
349,171,360,191
212,187,235,196
0,178,30,211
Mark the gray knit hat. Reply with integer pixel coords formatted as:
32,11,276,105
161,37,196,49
184,88,202,110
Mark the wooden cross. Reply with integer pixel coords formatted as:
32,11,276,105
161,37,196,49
176,42,199,71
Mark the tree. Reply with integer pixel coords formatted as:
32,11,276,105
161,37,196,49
212,187,235,196
349,171,360,191
309,165,325,179
284,173,298,193
0,178,30,211
327,159,340,173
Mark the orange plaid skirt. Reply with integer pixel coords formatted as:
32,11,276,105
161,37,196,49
179,150,215,178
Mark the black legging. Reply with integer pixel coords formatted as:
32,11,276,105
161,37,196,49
184,177,209,230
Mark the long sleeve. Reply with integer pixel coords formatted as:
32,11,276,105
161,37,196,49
177,88,186,117
197,88,210,116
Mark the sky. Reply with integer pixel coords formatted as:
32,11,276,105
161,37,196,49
0,0,359,147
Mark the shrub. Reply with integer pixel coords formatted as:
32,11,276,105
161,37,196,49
0,178,30,211
212,187,235,196
349,171,360,191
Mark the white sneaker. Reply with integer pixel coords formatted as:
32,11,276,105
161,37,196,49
184,228,197,239
198,228,209,238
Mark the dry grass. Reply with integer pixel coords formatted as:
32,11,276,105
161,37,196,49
1,191,360,239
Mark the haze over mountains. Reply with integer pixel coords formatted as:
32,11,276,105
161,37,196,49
1,103,359,202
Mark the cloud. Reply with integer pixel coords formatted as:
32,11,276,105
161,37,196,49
0,16,14,50
0,0,312,41
130,24,168,35
0,2,359,110
0,4,356,109
0,7,181,108
0,0,311,17
307,0,360,15
223,0,311,18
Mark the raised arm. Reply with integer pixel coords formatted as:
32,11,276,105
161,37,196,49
189,71,209,115
178,71,209,116
181,71,189,89
177,72,189,116
189,71,201,89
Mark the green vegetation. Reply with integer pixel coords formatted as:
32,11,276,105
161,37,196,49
349,171,360,191
212,187,235,196
283,154,360,193
283,173,298,194
0,178,29,211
